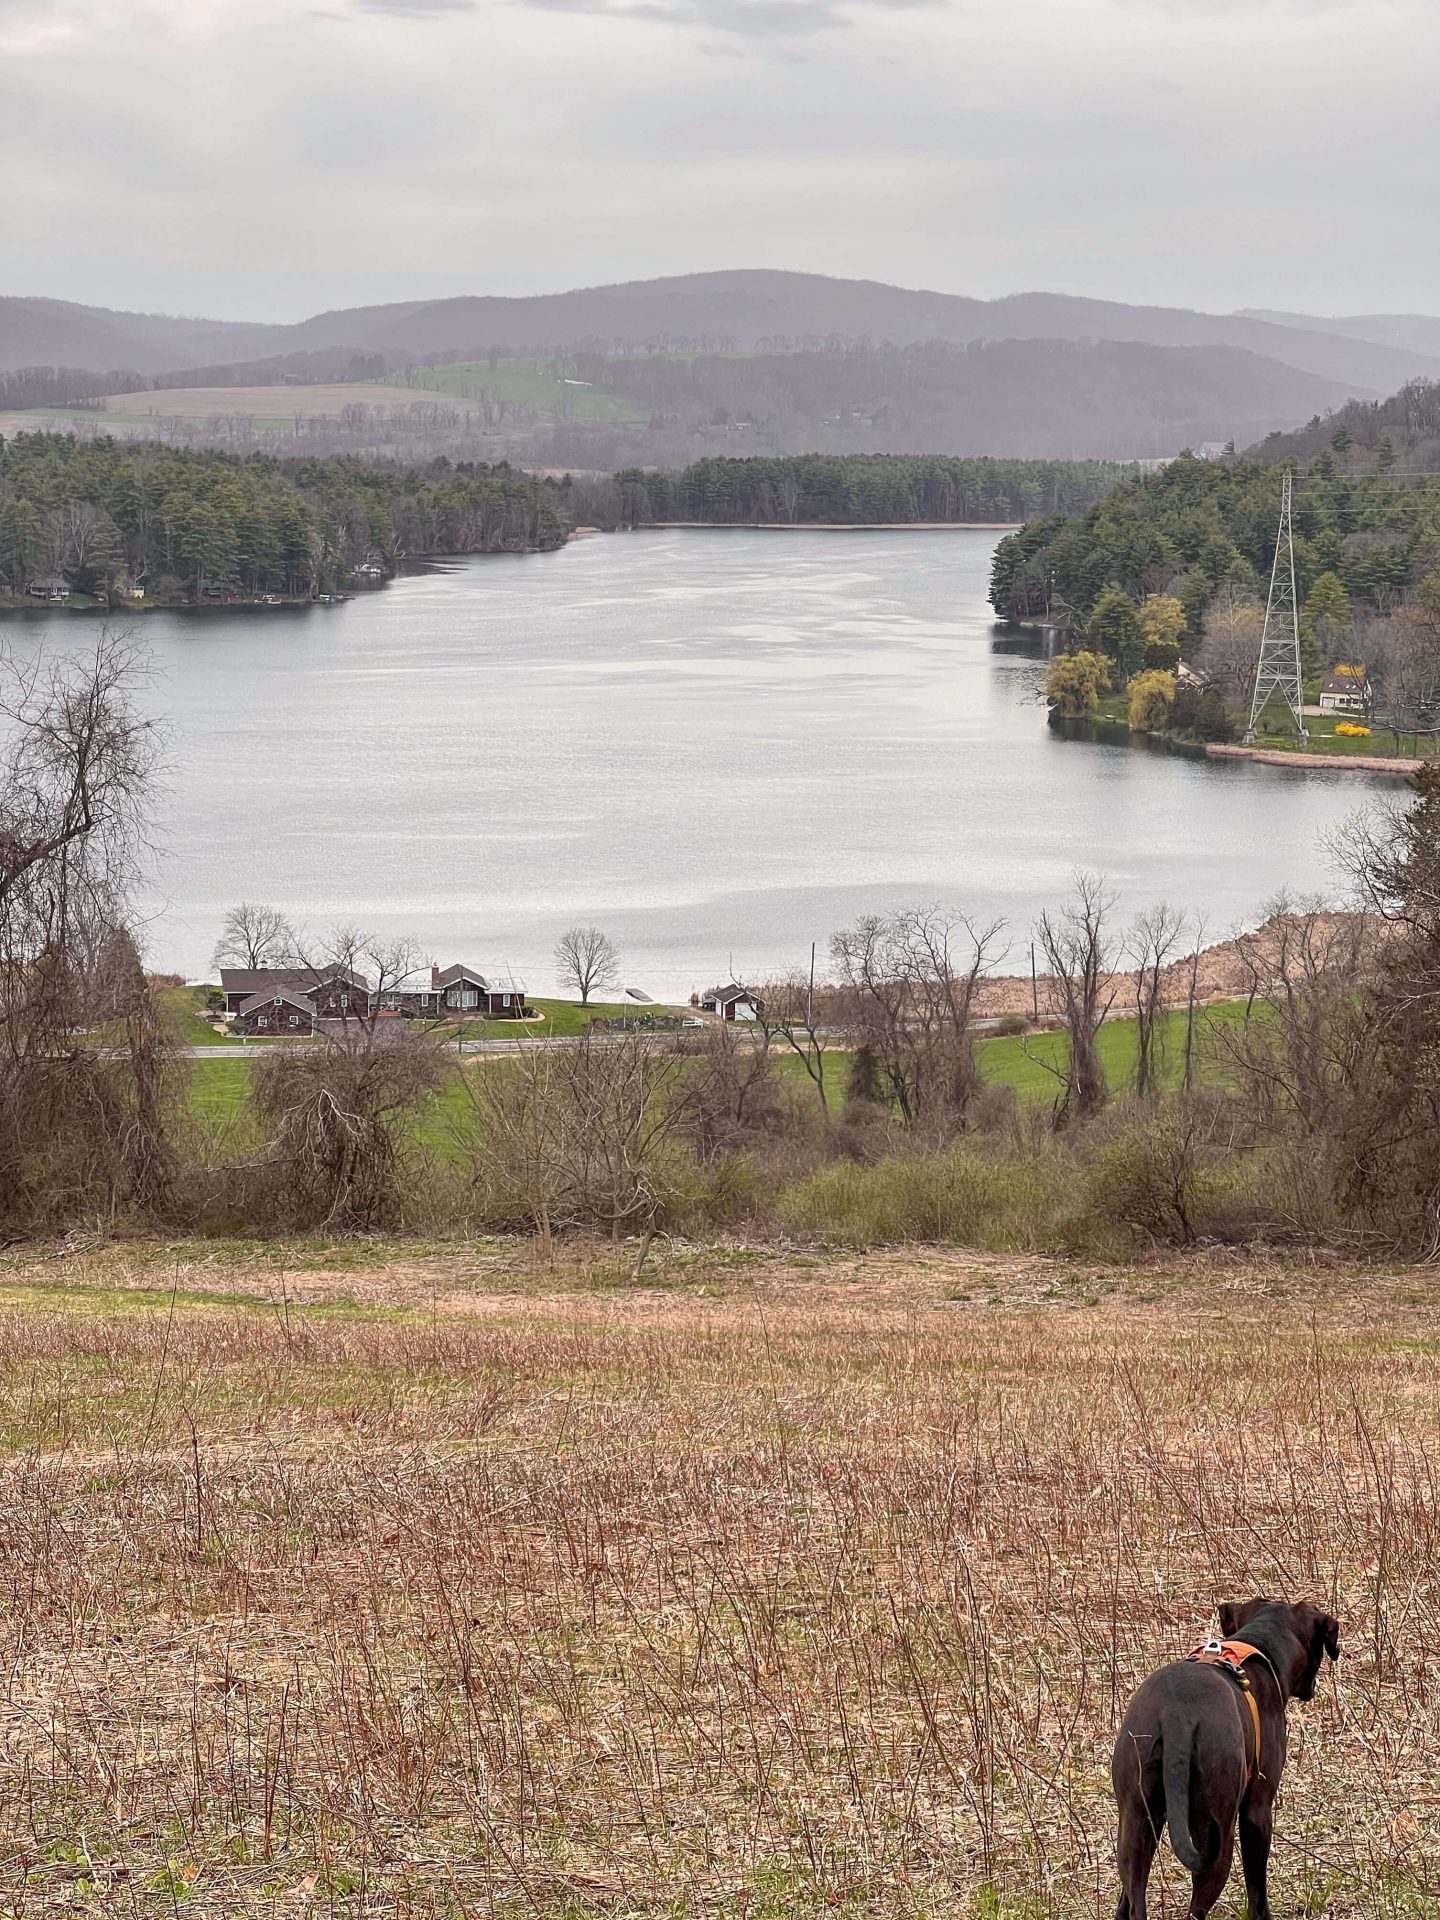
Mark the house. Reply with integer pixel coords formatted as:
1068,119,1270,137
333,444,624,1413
1319,664,1369,714
236,988,316,1036
26,576,70,601
219,965,371,1019
700,984,761,1023
383,964,529,1020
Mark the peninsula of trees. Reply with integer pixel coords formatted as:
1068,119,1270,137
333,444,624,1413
0,432,567,603
992,446,1440,750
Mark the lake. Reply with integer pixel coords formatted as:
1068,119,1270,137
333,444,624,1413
7,529,1382,996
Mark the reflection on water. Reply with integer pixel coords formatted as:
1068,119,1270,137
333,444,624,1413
9,530,1375,994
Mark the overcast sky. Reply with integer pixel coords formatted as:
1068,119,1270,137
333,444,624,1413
0,0,1435,321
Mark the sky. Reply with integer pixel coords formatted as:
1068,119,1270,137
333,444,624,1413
0,0,1436,321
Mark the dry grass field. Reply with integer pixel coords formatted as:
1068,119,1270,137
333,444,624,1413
0,1237,1434,1917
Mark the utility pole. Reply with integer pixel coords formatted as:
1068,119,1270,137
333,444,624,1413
1244,469,1308,744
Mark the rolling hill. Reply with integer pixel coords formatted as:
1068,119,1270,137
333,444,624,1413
5,271,1440,394
6,271,1439,464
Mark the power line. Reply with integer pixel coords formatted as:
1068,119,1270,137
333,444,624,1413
1244,469,1308,745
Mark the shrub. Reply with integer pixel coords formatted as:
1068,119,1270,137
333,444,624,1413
994,1013,1029,1037
775,1145,1068,1251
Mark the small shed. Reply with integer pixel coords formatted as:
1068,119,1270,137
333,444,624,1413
700,984,760,1023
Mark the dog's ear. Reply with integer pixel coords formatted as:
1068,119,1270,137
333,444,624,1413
1294,1607,1339,1699
1218,1598,1263,1637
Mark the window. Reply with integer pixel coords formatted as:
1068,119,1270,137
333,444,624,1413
289,1014,300,1027
463,989,478,1009
339,993,350,1010
258,1016,269,1030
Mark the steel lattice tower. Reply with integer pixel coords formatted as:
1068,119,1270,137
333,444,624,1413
1243,469,1308,743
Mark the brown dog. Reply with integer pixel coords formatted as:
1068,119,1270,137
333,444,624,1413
1111,1599,1340,1920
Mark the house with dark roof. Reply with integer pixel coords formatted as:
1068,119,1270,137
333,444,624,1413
236,987,317,1036
383,965,528,1020
221,961,527,1028
219,965,370,1019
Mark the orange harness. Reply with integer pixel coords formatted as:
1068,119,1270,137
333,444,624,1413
1187,1638,1264,1785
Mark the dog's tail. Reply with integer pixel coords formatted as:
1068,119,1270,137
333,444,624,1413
1162,1735,1203,1872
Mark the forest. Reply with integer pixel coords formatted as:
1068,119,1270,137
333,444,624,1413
989,450,1440,629
614,453,1128,528
0,431,568,602
991,446,1440,752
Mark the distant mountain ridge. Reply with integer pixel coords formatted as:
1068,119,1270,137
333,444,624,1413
1239,309,1440,362
5,270,1440,399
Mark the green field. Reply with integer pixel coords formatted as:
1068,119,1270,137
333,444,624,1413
186,1002,1248,1166
376,359,647,425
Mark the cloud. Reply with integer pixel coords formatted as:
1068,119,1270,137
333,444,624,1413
351,0,475,11
513,0,936,35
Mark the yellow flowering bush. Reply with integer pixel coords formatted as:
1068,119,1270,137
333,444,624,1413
1334,722,1371,737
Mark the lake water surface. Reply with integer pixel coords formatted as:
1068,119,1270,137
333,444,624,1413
9,530,1383,995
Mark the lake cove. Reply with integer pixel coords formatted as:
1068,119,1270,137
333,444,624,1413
11,529,1375,995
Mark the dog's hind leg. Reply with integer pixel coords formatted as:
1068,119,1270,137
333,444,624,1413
1115,1802,1159,1920
1239,1797,1274,1920
1186,1826,1235,1920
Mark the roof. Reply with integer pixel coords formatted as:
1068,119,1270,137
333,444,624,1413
703,984,755,1004
220,965,369,997
237,988,313,1018
435,963,492,989
1322,667,1368,692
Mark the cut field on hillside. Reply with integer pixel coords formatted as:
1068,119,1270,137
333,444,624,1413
0,1240,1427,1916
380,359,648,423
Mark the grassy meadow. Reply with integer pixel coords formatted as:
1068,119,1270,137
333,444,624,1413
0,1240,1425,1917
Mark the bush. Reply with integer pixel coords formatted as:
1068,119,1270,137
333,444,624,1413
994,1012,1029,1037
775,1145,1068,1251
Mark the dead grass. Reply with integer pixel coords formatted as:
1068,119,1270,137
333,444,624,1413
0,1241,1435,1916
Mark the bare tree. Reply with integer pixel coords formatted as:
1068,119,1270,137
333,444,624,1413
212,900,292,972
1195,588,1263,708
1033,872,1117,1127
1127,902,1187,1100
830,906,1005,1133
0,631,165,1231
746,968,831,1118
469,1030,683,1272
250,924,446,1229
1369,611,1440,756
554,924,621,1005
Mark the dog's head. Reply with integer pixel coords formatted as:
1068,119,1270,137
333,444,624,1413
1218,1597,1341,1700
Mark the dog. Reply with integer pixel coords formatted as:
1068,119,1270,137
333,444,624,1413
1111,1599,1340,1920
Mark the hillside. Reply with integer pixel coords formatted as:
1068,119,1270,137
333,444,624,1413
15,337,1359,467
0,296,285,376
0,1238,1422,1916
6,272,1440,398
1241,309,1440,361
1248,376,1440,471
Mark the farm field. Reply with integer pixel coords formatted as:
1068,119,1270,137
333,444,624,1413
184,1002,1249,1159
0,1239,1423,1916
381,358,648,423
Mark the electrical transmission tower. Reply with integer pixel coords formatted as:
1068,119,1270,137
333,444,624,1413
1243,469,1308,743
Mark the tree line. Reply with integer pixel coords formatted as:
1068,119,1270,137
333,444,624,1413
0,432,569,602
614,454,1128,528
990,450,1440,630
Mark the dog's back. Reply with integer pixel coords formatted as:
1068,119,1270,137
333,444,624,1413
1113,1666,1250,1873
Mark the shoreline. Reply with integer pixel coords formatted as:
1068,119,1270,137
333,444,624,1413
633,519,1021,532
1206,742,1423,776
